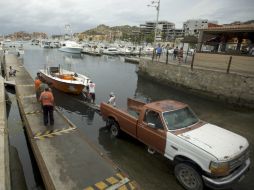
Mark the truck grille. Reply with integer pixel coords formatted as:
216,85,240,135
229,148,249,172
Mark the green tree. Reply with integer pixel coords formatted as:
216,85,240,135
144,32,155,44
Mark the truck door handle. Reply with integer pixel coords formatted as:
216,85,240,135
171,145,178,151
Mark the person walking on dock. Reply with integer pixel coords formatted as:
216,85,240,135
88,81,96,103
173,46,178,60
40,87,54,126
155,44,162,62
107,92,116,107
34,72,42,101
178,47,183,64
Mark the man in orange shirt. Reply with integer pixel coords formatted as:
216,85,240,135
40,87,54,126
34,72,42,101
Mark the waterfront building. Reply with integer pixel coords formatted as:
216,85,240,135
197,23,254,54
183,19,218,36
167,28,185,40
140,21,175,41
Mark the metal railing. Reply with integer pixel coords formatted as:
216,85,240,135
140,47,254,76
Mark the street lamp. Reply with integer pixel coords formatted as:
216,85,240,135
147,0,160,45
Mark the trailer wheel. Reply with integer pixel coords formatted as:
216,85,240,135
110,121,121,137
174,163,203,190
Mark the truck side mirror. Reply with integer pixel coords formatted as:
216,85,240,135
148,123,156,129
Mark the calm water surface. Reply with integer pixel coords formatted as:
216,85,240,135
7,89,43,190
16,44,254,190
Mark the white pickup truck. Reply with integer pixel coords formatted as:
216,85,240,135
101,98,251,190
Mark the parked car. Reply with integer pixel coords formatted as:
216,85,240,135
100,98,250,190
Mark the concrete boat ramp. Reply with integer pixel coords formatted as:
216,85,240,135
2,54,138,190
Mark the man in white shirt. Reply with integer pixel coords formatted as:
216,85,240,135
9,66,17,77
89,81,96,103
107,92,116,107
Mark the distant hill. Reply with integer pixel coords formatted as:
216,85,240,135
81,24,140,36
227,20,254,25
243,20,254,24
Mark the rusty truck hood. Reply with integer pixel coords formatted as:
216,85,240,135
178,123,249,161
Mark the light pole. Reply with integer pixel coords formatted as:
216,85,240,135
147,0,160,45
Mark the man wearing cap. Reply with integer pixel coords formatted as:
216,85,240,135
34,72,42,101
39,79,49,96
107,92,116,107
88,81,96,103
40,87,54,126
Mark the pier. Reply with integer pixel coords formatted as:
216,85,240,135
0,76,11,190
3,54,137,190
124,57,140,64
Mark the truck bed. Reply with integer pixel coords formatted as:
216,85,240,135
100,102,139,138
127,108,140,119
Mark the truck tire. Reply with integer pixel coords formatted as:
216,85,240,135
110,121,121,137
106,118,114,128
174,163,203,190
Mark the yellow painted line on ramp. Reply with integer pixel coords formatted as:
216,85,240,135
34,127,77,140
25,110,42,115
17,84,35,87
84,173,137,190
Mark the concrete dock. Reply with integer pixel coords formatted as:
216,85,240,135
0,76,11,190
4,54,137,190
124,57,140,64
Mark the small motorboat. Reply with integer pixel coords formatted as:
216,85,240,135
39,66,90,95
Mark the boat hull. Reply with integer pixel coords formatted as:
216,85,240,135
58,47,82,54
40,72,85,95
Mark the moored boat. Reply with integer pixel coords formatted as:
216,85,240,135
59,40,82,54
103,47,120,55
39,66,90,95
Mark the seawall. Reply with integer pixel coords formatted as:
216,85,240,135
0,76,11,190
138,59,254,108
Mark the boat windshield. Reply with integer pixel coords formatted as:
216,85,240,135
163,107,199,130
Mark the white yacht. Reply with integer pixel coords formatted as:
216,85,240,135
59,41,82,54
42,41,51,48
103,47,120,55
119,47,132,56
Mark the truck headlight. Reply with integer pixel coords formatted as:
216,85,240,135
209,161,230,176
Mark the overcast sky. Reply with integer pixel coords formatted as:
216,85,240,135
0,0,253,35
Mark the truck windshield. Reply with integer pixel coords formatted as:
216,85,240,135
163,107,199,130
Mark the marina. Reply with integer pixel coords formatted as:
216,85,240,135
0,43,253,189
0,1,254,187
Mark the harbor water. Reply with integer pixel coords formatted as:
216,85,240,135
9,44,254,190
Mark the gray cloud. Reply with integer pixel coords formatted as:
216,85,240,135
0,0,253,35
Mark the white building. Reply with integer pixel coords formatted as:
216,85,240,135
140,21,175,41
183,19,218,36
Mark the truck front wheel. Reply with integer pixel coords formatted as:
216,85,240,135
110,121,121,137
174,163,203,190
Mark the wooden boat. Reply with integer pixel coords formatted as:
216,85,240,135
39,66,90,95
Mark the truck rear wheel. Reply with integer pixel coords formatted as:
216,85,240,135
110,121,121,137
174,163,203,190
106,118,114,128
